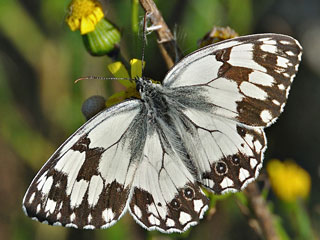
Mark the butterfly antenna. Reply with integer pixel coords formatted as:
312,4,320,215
75,76,132,83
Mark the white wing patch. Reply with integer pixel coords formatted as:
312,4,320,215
239,81,268,100
87,175,104,207
166,55,223,87
248,71,274,86
227,43,267,72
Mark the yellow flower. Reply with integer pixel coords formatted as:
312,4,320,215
267,159,311,202
106,59,144,107
66,0,104,35
66,0,121,56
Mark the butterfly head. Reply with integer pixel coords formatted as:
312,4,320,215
135,76,154,97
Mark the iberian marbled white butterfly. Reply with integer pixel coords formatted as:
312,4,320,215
23,34,302,233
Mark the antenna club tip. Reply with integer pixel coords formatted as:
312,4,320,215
74,76,133,83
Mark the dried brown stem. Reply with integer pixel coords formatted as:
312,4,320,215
244,183,279,240
139,0,182,68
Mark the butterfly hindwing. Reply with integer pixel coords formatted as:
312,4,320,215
23,100,145,229
129,128,209,233
180,108,266,193
198,123,266,194
163,34,302,127
158,104,266,194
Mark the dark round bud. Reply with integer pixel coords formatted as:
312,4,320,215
81,95,106,120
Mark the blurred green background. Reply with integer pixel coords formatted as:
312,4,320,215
0,0,319,239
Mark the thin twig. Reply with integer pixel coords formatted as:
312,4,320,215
139,0,182,68
244,183,279,240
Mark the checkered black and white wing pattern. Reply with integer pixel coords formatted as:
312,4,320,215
177,108,266,194
128,127,209,233
163,34,302,127
163,33,302,194
22,100,145,229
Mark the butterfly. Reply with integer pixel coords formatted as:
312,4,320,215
23,33,302,233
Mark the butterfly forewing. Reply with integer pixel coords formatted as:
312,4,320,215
23,100,145,228
163,34,302,127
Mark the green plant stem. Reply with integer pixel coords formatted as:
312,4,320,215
132,0,139,34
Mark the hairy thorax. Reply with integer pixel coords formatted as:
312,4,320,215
137,77,169,122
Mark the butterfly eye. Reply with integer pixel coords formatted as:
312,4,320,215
183,187,194,200
231,155,240,165
170,199,181,209
215,161,228,175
